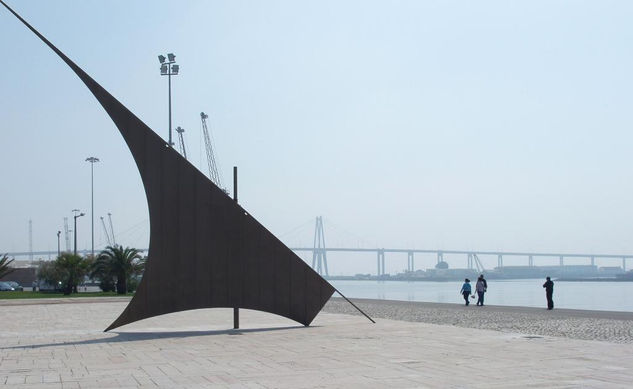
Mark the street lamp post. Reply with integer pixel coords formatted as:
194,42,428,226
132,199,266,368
56,231,61,257
158,53,179,147
85,157,100,258
72,209,85,256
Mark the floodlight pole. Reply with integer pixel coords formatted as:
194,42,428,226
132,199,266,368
168,65,172,147
72,209,85,256
56,230,61,257
233,166,239,329
158,53,178,147
86,156,99,258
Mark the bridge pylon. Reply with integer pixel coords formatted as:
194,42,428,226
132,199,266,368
407,251,414,272
312,216,329,276
377,249,385,276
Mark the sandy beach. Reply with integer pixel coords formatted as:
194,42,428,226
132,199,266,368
323,297,633,343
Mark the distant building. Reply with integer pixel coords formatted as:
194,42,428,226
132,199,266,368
599,266,624,276
0,267,36,286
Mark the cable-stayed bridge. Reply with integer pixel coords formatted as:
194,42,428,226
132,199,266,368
5,216,633,276
290,246,633,276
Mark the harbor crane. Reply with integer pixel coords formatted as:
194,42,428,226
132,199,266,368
100,213,117,247
200,112,222,188
107,213,116,245
63,217,71,252
100,217,112,246
175,126,187,160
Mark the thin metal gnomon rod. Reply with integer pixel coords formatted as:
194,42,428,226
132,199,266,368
334,288,376,324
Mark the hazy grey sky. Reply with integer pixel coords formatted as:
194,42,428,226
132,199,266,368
1,1,632,274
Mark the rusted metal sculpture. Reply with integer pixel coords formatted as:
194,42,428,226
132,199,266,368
0,1,339,330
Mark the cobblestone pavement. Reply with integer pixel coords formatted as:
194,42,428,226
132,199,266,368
323,298,633,343
1,300,632,388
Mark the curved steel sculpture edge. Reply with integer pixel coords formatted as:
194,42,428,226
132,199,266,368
0,1,335,331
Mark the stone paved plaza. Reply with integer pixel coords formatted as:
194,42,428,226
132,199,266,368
1,298,633,388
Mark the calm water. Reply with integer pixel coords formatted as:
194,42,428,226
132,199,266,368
330,279,633,312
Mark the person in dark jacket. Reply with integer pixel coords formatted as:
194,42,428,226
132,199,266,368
460,278,472,306
543,276,554,310
475,275,487,306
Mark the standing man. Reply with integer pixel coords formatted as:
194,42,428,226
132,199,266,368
475,275,487,306
543,276,554,310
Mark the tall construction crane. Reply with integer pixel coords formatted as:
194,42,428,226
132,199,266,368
63,217,71,252
200,112,222,188
107,213,116,245
100,213,117,247
175,126,187,160
100,216,112,246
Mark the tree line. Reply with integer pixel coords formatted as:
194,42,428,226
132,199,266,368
36,245,145,295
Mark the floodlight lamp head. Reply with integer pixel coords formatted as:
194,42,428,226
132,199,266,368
201,112,208,119
171,65,179,74
158,55,166,64
167,53,175,62
176,126,184,133
80,213,85,217
160,64,168,74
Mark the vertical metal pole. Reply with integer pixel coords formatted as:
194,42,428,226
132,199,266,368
57,231,61,257
591,256,595,266
623,257,626,271
377,251,381,276
90,162,94,258
233,166,239,329
28,220,33,262
559,256,564,267
168,64,172,147
73,216,78,256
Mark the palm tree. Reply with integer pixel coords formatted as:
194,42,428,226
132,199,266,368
55,253,90,295
93,245,144,294
89,258,116,292
0,254,15,279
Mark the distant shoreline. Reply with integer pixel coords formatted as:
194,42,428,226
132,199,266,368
555,277,633,282
325,276,633,282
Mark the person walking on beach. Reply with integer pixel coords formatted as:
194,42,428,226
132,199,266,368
543,276,554,310
460,278,472,306
475,275,486,306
